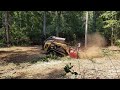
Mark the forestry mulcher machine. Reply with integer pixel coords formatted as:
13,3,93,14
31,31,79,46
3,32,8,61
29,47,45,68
43,36,70,57
43,36,80,58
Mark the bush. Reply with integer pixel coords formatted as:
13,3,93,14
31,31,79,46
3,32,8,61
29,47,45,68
115,39,120,47
64,63,78,78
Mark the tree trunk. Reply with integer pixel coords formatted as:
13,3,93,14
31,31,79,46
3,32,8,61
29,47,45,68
4,11,10,47
43,11,46,38
111,27,114,46
93,11,96,32
111,11,114,46
85,11,88,48
42,11,46,49
56,11,61,37
56,11,59,37
114,27,117,44
19,12,21,30
114,13,117,45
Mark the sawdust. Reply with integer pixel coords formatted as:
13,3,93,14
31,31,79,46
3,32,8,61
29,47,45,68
79,32,106,59
87,32,106,47
79,46,103,59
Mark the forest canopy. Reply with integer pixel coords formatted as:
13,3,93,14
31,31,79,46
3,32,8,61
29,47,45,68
0,11,120,47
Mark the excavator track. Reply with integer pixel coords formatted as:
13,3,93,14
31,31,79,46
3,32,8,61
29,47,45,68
47,48,68,57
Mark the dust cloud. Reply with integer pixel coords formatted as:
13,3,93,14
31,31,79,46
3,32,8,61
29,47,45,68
87,32,106,47
79,32,106,59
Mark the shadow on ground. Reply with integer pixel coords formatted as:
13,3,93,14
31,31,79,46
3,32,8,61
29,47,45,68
0,46,46,65
32,69,66,79
4,68,66,79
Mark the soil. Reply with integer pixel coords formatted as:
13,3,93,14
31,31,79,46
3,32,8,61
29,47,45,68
0,46,120,79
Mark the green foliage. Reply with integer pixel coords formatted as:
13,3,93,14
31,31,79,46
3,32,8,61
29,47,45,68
64,63,78,76
64,63,73,73
100,11,119,29
0,27,6,47
115,39,120,47
99,11,120,45
0,11,120,46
